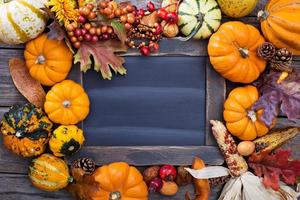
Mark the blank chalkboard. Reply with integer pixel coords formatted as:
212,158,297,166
83,56,206,146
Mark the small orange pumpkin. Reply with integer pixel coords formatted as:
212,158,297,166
208,21,266,83
223,85,275,141
44,80,90,125
24,34,73,86
258,0,300,55
92,162,148,200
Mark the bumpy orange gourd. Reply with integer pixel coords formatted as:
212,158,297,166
92,162,148,200
223,85,273,141
258,0,300,55
44,80,90,125
208,21,266,83
24,34,73,86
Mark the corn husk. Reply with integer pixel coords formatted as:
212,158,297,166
185,166,230,179
186,168,299,200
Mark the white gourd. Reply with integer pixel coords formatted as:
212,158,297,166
0,0,48,44
178,0,222,39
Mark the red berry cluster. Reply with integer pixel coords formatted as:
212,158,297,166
143,164,178,193
157,8,178,24
66,4,115,49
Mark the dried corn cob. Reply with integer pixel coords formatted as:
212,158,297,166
253,127,299,156
210,120,248,176
209,176,230,186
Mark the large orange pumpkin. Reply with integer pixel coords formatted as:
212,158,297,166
208,21,266,83
258,0,300,55
44,80,90,125
24,34,73,86
92,162,148,200
223,85,274,141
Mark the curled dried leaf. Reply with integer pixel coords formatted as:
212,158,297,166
9,58,46,108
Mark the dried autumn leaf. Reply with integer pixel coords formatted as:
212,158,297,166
248,149,300,191
67,168,100,200
111,19,127,44
42,7,66,41
74,40,127,80
253,71,300,127
140,11,159,27
9,58,46,108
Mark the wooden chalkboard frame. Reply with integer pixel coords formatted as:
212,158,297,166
67,39,225,166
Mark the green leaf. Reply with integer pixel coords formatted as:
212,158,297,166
111,19,127,44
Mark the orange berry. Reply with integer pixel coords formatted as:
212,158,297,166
88,12,97,19
104,7,112,15
84,23,92,30
96,28,102,35
120,15,127,23
71,36,77,43
107,26,113,34
99,1,108,8
89,27,96,35
114,8,122,17
101,26,108,33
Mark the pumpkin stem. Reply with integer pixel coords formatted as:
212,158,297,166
247,110,257,122
257,10,269,21
109,191,121,200
238,48,249,58
178,12,204,42
62,100,71,108
36,55,46,65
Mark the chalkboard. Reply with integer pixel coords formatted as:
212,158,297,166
83,56,206,146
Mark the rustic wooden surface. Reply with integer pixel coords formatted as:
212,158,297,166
0,0,300,199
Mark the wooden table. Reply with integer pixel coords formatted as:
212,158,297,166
0,0,300,199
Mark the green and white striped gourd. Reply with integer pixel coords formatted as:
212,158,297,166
178,0,222,39
0,0,48,44
29,154,72,191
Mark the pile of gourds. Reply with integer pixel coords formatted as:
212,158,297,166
0,0,300,198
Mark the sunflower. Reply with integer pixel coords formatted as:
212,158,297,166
48,0,79,26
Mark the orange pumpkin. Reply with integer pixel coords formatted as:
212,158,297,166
24,34,73,86
258,0,300,55
92,162,148,200
223,85,274,141
44,80,90,125
208,21,266,83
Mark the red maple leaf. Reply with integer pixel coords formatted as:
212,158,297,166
248,149,300,191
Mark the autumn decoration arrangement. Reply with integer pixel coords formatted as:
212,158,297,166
0,0,300,199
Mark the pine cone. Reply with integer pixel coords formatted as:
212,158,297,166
257,42,276,60
270,48,293,72
209,176,230,186
71,158,96,175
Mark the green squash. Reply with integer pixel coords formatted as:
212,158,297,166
178,0,222,39
0,103,53,157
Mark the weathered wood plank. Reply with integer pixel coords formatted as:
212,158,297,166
66,146,224,167
206,60,225,146
0,173,223,200
0,173,71,200
0,48,82,107
0,50,26,106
